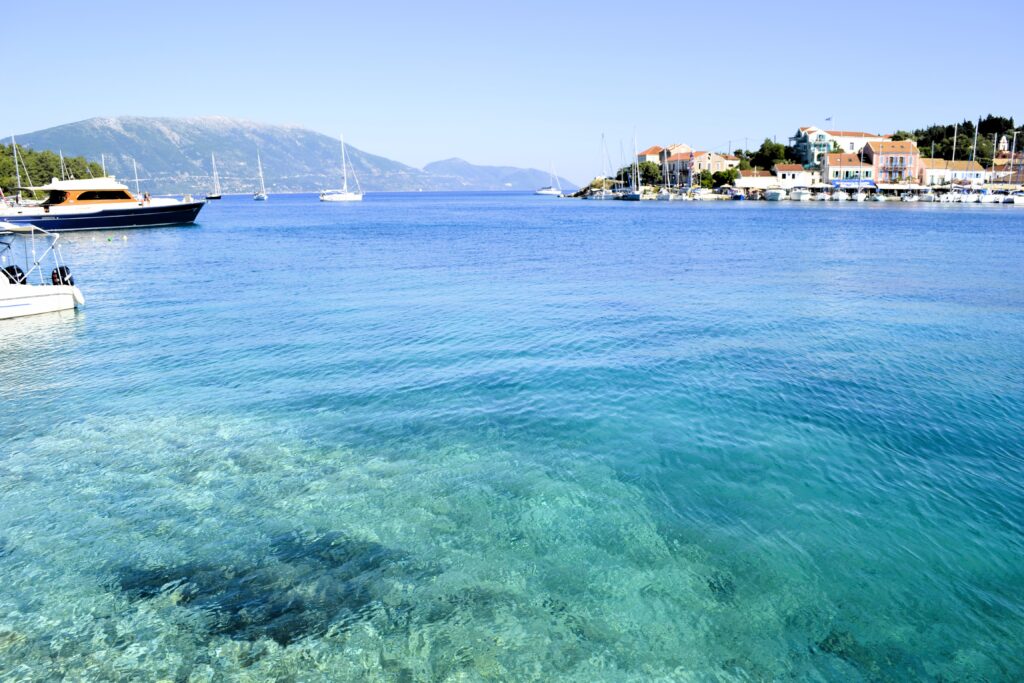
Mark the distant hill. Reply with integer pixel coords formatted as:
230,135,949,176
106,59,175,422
14,117,571,194
423,158,576,192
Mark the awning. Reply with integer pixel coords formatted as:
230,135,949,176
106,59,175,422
831,179,876,189
877,183,925,191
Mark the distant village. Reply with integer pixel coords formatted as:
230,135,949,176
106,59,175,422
586,125,1024,200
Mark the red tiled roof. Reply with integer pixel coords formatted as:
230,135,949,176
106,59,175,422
824,153,871,167
865,140,918,153
741,169,773,177
666,154,690,162
773,163,804,172
825,130,889,139
637,146,663,156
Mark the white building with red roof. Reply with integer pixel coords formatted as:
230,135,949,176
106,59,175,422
790,126,890,167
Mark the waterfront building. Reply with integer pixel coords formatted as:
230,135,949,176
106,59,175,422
862,140,921,184
772,163,815,189
637,146,664,164
821,153,874,184
918,159,987,187
789,126,891,166
734,168,776,191
665,151,740,186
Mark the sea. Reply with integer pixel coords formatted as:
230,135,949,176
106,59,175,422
1,193,1022,681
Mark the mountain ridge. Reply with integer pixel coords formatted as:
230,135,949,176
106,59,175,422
14,116,575,194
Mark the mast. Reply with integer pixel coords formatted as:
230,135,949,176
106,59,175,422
59,150,67,180
970,116,979,163
1011,131,1018,182
257,151,266,194
951,122,958,188
101,153,106,176
211,153,221,195
340,135,348,193
132,159,140,197
11,136,21,202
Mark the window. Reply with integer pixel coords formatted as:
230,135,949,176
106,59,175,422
849,142,854,151
76,190,133,201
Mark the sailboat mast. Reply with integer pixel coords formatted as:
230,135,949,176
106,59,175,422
11,136,21,201
971,117,979,162
340,135,348,193
132,159,140,197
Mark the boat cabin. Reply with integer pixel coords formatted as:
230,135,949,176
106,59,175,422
23,177,139,206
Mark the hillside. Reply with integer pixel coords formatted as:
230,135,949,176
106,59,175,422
14,117,570,194
423,158,576,192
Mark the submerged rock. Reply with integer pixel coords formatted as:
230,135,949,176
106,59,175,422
115,530,413,645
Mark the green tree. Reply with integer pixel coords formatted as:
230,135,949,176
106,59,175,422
1,143,104,198
710,168,739,187
615,161,662,186
750,138,790,170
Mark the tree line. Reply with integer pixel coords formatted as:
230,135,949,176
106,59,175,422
892,114,1017,164
0,143,105,198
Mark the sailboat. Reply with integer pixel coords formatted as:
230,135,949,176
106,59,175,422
621,133,642,201
253,151,268,201
535,164,563,196
320,135,363,202
207,153,222,200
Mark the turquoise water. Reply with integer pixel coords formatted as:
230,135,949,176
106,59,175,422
1,194,1022,681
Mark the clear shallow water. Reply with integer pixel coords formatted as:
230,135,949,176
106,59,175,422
1,194,1023,681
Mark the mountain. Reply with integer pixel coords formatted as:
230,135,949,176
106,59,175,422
14,117,573,194
423,158,575,192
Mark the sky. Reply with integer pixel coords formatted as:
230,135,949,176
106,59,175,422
5,0,1023,184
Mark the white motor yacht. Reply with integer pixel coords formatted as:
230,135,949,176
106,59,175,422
764,188,788,201
830,190,849,201
868,192,887,202
790,188,812,201
920,191,938,202
0,223,84,320
813,191,830,201
900,193,919,202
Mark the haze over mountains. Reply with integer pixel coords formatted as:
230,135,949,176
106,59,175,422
14,117,576,194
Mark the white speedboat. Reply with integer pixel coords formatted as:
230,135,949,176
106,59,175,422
583,188,617,200
851,190,867,202
900,193,919,202
0,223,84,319
764,188,787,201
868,192,887,202
320,135,363,202
920,191,938,202
790,188,812,201
830,190,849,201
813,191,830,201
253,151,268,201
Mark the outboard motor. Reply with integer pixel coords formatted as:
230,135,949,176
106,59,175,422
51,266,74,286
2,265,26,284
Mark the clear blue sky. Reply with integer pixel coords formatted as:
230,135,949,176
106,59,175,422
6,0,1023,184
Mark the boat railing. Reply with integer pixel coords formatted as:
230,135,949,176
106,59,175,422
0,224,73,287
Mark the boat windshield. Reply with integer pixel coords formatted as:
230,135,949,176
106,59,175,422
42,191,68,206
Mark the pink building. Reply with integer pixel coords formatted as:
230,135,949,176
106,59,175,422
861,140,921,184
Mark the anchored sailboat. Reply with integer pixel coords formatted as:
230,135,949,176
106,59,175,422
253,151,268,201
535,164,563,196
208,153,222,200
320,135,363,202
